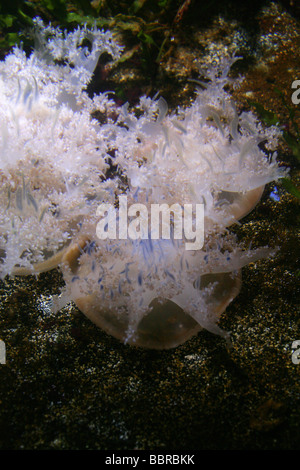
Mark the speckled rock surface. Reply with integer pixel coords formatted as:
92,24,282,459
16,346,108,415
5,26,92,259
0,1,299,450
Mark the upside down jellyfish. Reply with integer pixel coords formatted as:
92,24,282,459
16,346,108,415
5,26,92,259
0,19,285,348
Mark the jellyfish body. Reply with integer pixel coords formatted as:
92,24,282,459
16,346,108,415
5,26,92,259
0,21,284,349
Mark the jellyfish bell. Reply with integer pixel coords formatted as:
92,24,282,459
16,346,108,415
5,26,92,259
56,232,271,349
